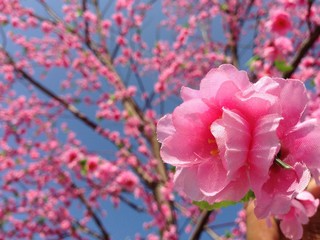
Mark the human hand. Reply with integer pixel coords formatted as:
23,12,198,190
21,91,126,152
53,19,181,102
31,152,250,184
246,179,320,240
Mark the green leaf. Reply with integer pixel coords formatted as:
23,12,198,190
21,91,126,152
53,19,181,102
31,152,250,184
225,231,233,238
193,190,255,210
76,9,83,17
183,22,189,28
310,79,316,87
109,94,116,101
220,3,228,11
246,55,260,71
193,199,236,210
170,166,176,173
66,26,74,33
241,190,255,202
274,60,293,73
116,142,125,149
275,158,293,169
79,159,88,175
37,217,46,225
180,63,187,69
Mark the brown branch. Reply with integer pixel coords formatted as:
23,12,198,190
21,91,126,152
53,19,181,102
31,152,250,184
68,182,110,240
86,43,176,227
74,220,104,240
13,2,176,231
1,49,155,189
19,70,98,130
189,210,213,240
306,0,315,33
82,0,91,45
283,25,320,79
118,194,146,213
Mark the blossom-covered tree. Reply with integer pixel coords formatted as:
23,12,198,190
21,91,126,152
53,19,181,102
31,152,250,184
0,0,319,239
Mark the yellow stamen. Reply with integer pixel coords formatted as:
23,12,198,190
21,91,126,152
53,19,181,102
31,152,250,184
210,149,219,156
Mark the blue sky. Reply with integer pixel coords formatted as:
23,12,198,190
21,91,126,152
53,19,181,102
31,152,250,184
4,0,245,239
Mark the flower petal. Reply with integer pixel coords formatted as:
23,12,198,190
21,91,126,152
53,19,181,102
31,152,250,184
197,159,229,196
249,114,282,192
280,218,303,240
174,167,204,201
282,119,320,169
270,78,308,136
211,108,250,178
200,64,250,100
157,114,175,143
180,86,200,101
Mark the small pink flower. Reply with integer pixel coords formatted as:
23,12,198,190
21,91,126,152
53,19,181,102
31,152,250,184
266,10,292,35
41,21,54,33
116,171,138,192
87,156,99,171
278,191,319,240
60,219,71,230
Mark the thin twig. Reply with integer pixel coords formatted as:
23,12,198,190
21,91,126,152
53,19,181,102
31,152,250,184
74,220,104,240
82,0,91,45
283,25,320,79
189,210,214,240
69,182,110,240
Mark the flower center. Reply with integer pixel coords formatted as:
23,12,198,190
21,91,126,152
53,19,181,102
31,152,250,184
208,138,219,156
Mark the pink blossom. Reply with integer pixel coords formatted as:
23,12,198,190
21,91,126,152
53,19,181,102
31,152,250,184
116,171,138,192
87,156,99,172
157,65,281,203
60,219,71,230
274,37,293,55
266,10,292,35
158,65,320,220
254,77,320,218
83,10,97,23
278,191,319,240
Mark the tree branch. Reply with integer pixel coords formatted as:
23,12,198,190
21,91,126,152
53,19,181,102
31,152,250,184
12,2,176,231
283,25,320,79
74,220,104,240
1,48,155,190
189,210,213,240
69,182,110,240
82,0,91,45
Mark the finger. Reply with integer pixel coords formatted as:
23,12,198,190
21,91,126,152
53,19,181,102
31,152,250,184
303,179,320,239
246,201,280,240
306,179,320,198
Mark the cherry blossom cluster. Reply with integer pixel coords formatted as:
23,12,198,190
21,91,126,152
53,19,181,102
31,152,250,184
0,0,319,239
158,64,320,239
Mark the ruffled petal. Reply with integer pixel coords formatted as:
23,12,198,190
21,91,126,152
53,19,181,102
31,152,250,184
296,191,319,217
180,86,200,101
211,108,250,178
269,78,308,136
160,99,221,166
174,167,204,201
213,169,250,202
157,114,175,143
280,218,303,240
172,98,220,133
254,163,310,218
200,64,250,100
197,159,229,196
249,114,282,192
282,119,320,169
160,132,211,166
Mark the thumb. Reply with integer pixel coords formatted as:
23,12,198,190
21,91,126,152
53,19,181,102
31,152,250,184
246,201,280,240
